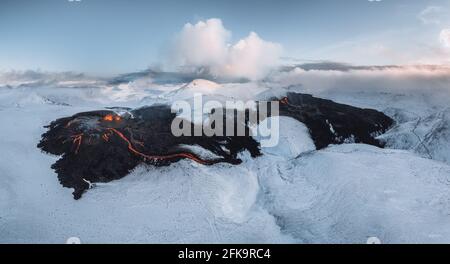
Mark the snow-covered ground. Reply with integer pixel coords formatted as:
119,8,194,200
1,67,450,243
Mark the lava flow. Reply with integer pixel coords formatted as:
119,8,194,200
71,133,83,154
280,97,289,105
106,127,216,165
98,114,217,165
38,106,260,199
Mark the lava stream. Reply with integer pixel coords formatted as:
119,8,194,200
71,133,83,154
107,128,217,165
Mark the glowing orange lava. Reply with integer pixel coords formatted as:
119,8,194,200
106,128,214,165
102,134,110,142
280,97,289,105
103,114,114,121
103,114,122,122
68,114,215,164
71,133,84,154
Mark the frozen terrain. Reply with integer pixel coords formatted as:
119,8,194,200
1,66,450,243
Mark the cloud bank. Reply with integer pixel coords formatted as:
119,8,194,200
169,18,282,80
274,65,450,108
0,70,105,89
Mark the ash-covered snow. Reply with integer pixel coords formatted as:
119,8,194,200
1,67,450,244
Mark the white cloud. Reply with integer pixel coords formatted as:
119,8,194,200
0,70,103,89
169,18,282,80
171,19,230,70
419,6,445,25
440,29,450,48
223,32,282,80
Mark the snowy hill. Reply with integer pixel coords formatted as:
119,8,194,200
1,67,450,244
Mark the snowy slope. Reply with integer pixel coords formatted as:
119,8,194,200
1,69,450,244
2,106,450,243
253,116,316,158
257,144,450,243
379,108,450,164
270,67,450,165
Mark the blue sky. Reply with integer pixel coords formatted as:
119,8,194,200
1,0,449,74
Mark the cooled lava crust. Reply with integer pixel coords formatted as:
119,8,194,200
279,93,394,149
38,93,393,199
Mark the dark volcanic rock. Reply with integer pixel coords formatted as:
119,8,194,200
38,105,261,199
279,93,394,149
38,93,393,199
